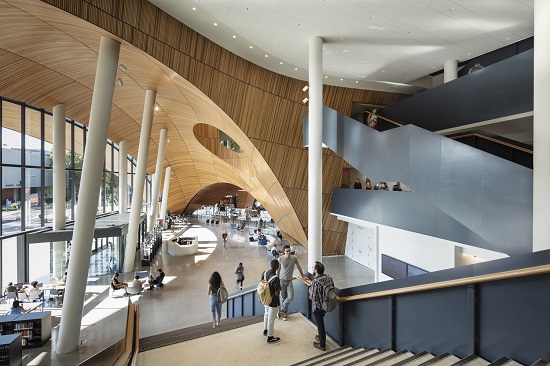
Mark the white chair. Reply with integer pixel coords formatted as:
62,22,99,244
5,292,16,304
16,292,28,301
28,292,43,310
126,285,143,296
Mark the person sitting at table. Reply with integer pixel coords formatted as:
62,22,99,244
131,275,143,287
4,282,17,294
26,281,43,301
147,269,165,290
9,300,29,314
111,273,128,295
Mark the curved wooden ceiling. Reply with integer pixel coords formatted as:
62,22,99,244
1,0,409,254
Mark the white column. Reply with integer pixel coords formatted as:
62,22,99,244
148,129,167,231
57,36,120,354
159,166,172,223
118,140,128,213
52,104,66,279
533,0,550,251
124,90,156,272
308,36,323,272
444,59,458,83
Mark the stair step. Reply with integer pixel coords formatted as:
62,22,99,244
374,350,415,366
451,354,489,366
419,353,460,366
487,357,525,366
321,348,380,366
344,348,395,365
392,351,434,366
289,346,355,366
530,360,550,366
307,347,375,366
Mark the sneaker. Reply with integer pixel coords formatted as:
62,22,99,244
282,312,288,321
313,342,326,351
267,336,281,343
276,309,281,319
263,329,268,336
315,335,320,342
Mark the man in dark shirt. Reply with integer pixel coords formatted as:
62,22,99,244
147,269,165,290
309,262,334,351
353,178,362,189
262,259,281,343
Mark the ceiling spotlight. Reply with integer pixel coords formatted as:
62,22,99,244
280,62,283,65
325,76,328,79
250,46,253,49
303,97,309,104
233,35,236,38
117,78,123,86
302,85,309,92
192,7,196,10
118,64,127,72
265,54,268,57
167,137,170,142
155,104,159,112
214,23,217,26
355,80,359,83
294,68,298,71
340,78,343,81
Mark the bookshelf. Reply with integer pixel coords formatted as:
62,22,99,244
0,334,22,366
11,312,51,348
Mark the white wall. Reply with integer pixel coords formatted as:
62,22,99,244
340,216,508,283
345,223,378,281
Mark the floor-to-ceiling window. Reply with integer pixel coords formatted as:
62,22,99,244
0,97,147,287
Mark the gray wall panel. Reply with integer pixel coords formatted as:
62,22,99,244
307,106,532,255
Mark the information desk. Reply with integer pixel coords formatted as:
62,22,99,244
168,236,198,256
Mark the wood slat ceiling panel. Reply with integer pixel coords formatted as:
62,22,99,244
15,0,413,254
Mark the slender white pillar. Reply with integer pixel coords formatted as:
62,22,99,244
444,59,458,83
57,36,120,354
53,104,66,230
52,104,66,279
533,0,550,251
124,90,156,272
308,36,323,272
159,166,172,223
148,129,167,231
118,140,128,213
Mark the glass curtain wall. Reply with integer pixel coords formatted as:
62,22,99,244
0,97,145,287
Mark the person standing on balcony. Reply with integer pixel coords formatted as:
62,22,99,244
353,178,362,189
367,108,378,130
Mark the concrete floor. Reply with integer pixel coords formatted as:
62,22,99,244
21,217,375,365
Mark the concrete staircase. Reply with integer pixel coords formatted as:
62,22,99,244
289,347,544,366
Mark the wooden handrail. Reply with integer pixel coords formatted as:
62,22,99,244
363,111,531,155
449,132,533,154
337,264,550,303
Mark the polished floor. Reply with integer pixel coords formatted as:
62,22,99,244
22,217,375,365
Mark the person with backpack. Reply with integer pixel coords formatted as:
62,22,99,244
235,262,245,290
261,259,281,343
207,271,225,328
309,262,335,351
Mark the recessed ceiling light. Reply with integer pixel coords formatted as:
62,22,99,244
340,78,343,81
325,76,328,79
340,37,344,40
355,81,358,83
265,54,268,57
214,23,218,26
295,68,298,71
280,62,283,65
192,7,196,10
381,70,385,73
249,46,253,49
233,35,236,38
